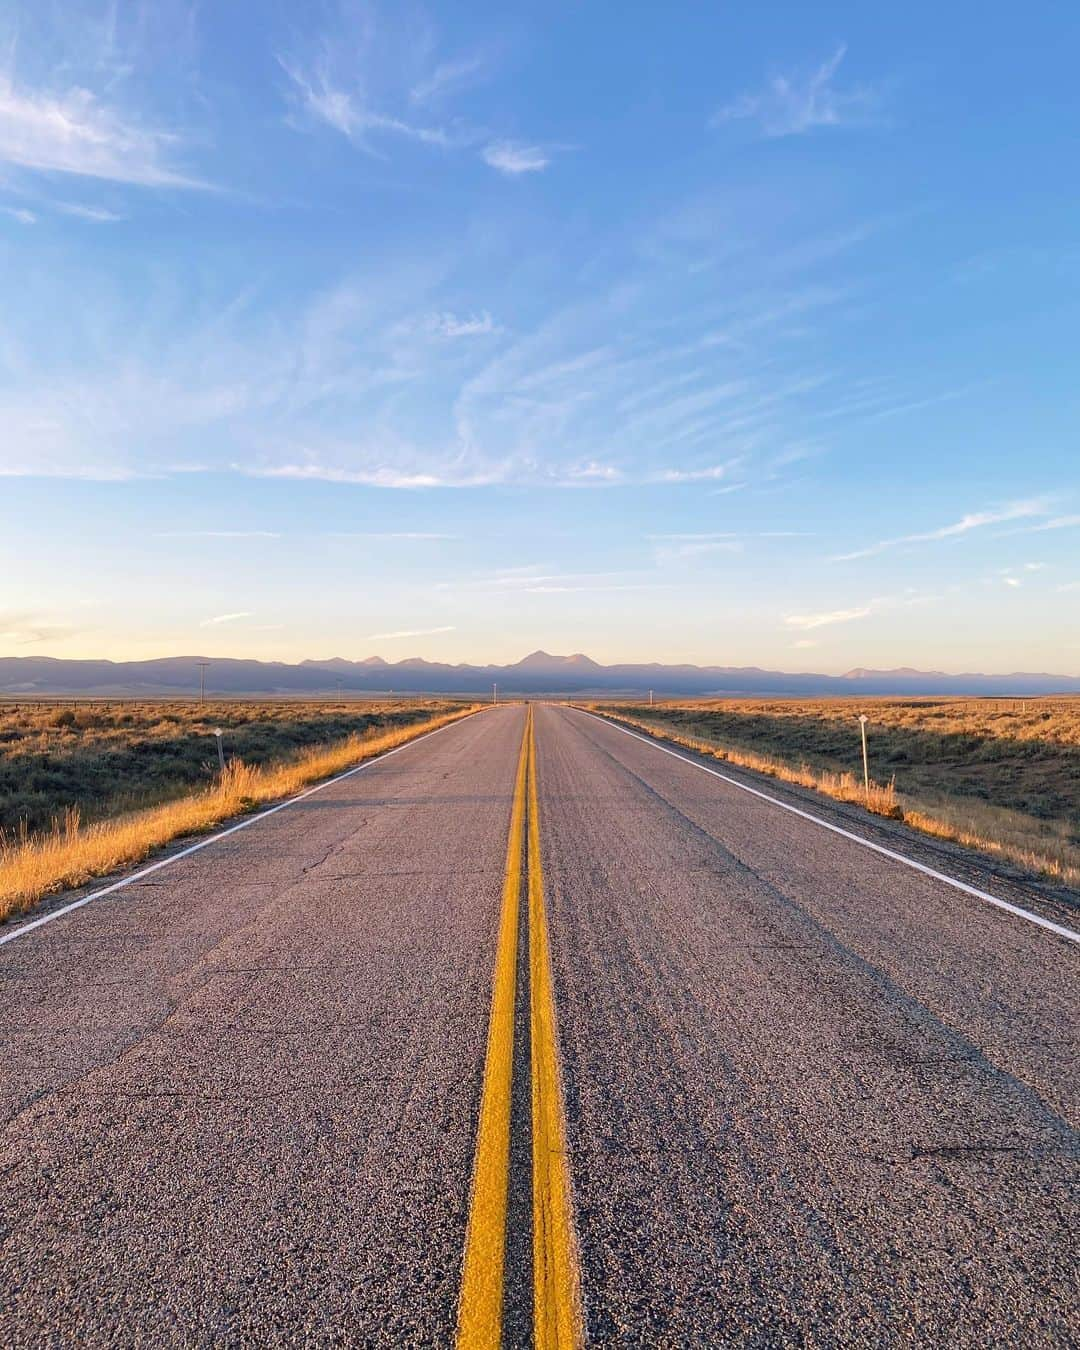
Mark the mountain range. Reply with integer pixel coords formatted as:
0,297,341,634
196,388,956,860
1,651,1077,697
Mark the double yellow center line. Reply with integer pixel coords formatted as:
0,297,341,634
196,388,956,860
457,706,583,1349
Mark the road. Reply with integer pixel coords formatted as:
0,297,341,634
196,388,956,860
1,703,1077,1346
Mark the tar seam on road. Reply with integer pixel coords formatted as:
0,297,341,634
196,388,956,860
0,711,482,951
457,715,529,1348
457,707,583,1349
527,710,585,1349
583,710,1080,946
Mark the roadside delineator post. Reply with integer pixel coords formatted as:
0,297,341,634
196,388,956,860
213,728,226,774
859,714,870,804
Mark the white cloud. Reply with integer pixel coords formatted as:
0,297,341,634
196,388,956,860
1003,577,1021,588
410,55,488,105
0,205,36,224
0,610,76,645
655,463,732,483
655,539,743,562
55,202,124,223
325,531,458,540
369,624,456,639
785,590,934,629
200,611,254,627
522,584,663,594
431,310,497,337
712,46,878,139
250,463,499,489
155,531,281,539
1029,513,1080,532
564,462,622,483
482,140,550,174
832,499,1048,561
281,58,453,151
785,604,873,630
0,78,201,187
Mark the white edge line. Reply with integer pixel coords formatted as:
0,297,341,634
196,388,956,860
579,709,1080,946
0,710,486,950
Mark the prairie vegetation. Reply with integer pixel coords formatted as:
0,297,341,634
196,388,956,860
590,698,1080,890
0,700,478,923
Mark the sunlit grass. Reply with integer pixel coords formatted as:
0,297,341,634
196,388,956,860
0,705,480,924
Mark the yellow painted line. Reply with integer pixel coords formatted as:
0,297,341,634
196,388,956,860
527,708,584,1349
457,712,530,1348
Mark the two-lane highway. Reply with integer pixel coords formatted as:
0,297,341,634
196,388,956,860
1,702,1076,1346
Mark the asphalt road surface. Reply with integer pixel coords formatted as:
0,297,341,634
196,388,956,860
1,703,1077,1346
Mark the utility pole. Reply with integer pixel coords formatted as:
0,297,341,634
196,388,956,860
197,661,210,704
858,714,870,804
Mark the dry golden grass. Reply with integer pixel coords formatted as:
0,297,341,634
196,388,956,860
0,697,470,837
0,705,480,924
589,699,1080,889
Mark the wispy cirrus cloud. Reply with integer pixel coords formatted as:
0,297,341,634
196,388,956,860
654,463,733,483
785,591,933,630
482,140,550,175
325,531,459,540
200,611,254,627
0,77,202,188
155,531,281,539
369,624,456,639
784,604,873,630
431,310,498,337
410,54,489,105
712,45,880,139
832,499,1049,562
55,202,124,223
279,9,550,176
249,462,502,489
0,610,77,645
1024,513,1080,533
654,539,743,562
280,57,455,152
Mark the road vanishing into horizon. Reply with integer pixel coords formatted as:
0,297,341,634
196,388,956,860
1,703,1077,1346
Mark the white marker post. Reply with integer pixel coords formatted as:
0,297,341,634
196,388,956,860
213,728,226,774
492,683,498,705
649,689,654,706
858,714,870,803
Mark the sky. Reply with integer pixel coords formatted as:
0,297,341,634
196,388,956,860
1,0,1078,674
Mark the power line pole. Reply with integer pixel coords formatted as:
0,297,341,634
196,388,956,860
197,661,210,704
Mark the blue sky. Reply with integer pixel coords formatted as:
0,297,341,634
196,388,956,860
2,0,1078,672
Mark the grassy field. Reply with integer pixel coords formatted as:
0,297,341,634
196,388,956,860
0,699,478,923
590,698,1080,889
0,699,469,838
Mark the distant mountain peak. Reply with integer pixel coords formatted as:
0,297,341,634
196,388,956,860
513,649,601,670
842,666,947,679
